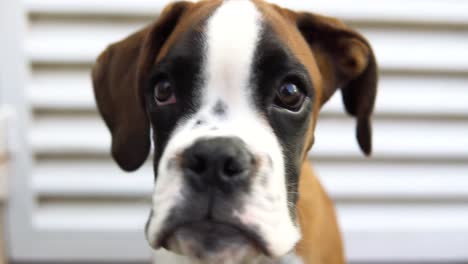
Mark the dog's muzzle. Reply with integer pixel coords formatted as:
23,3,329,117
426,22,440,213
150,137,270,259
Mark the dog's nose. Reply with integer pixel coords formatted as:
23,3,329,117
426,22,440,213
181,137,254,192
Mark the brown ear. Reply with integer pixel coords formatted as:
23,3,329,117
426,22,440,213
92,1,192,171
296,12,378,156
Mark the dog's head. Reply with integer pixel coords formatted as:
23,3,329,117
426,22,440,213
92,0,377,262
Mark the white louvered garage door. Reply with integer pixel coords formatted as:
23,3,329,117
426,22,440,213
3,0,468,263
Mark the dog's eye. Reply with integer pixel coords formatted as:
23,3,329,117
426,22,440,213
154,79,176,105
274,82,305,110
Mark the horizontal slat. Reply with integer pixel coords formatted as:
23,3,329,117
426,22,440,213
35,202,150,230
33,160,468,201
26,0,468,25
346,231,468,262
26,0,170,16
29,66,468,115
29,67,95,110
322,74,468,116
31,115,468,158
33,160,153,197
31,116,110,154
340,204,468,262
26,19,468,72
313,117,468,159
26,16,143,64
339,204,468,232
317,161,468,200
362,27,468,72
27,17,145,64
13,230,151,262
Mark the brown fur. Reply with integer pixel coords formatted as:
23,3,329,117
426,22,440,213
296,161,345,264
92,2,190,171
156,0,223,62
92,1,378,263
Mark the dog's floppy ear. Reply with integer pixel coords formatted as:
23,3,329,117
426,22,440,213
296,12,378,156
92,1,192,171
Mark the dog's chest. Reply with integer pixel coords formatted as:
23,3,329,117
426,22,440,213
153,249,304,264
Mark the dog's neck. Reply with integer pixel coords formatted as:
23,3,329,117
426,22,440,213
153,249,304,264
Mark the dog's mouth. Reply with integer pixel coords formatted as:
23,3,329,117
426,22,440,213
157,220,270,260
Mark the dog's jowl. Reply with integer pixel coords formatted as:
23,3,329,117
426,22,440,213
92,0,377,263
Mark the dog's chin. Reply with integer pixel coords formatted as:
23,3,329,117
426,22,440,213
161,221,265,263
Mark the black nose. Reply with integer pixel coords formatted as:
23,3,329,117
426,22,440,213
181,137,254,192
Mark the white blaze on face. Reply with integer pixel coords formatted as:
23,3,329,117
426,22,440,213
205,0,258,109
147,0,300,258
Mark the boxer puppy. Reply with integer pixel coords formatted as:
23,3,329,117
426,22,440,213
92,0,377,263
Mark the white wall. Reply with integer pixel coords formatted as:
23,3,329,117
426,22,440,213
3,0,468,263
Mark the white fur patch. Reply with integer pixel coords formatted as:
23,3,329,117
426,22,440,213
204,0,260,109
147,0,301,262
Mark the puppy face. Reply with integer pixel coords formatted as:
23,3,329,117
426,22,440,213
92,0,377,262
